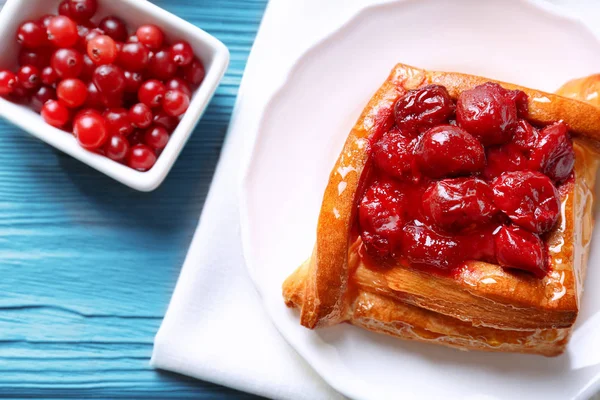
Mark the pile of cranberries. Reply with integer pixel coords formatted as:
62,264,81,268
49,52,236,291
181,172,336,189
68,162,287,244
0,0,206,171
359,82,575,278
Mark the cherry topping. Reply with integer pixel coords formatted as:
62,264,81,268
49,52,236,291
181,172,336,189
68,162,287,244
31,86,56,112
67,0,98,23
529,121,575,183
17,65,41,90
456,82,521,146
401,223,462,270
144,125,170,150
16,21,47,49
57,78,88,108
170,41,194,66
73,112,108,150
104,133,130,161
372,127,418,181
162,89,190,117
47,16,79,48
51,48,84,79
118,42,150,72
0,70,17,96
41,100,70,128
127,144,157,171
394,84,454,135
492,171,560,234
507,89,529,118
414,125,485,178
495,225,547,278
99,16,128,42
423,178,497,232
136,25,164,50
181,58,205,85
129,103,153,128
512,119,538,152
92,64,126,95
482,144,527,180
87,35,118,65
103,108,133,136
138,79,165,108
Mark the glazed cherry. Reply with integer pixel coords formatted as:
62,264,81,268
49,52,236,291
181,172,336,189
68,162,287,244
31,86,56,112
118,42,150,72
414,125,485,178
41,67,58,86
394,85,454,136
127,144,157,171
495,225,547,278
51,48,84,79
99,16,128,42
136,24,164,50
423,178,497,232
144,125,169,150
358,179,408,258
47,16,79,48
57,78,88,108
58,0,72,17
165,78,192,97
104,134,130,161
0,70,17,96
372,127,418,181
492,171,560,234
138,79,165,108
170,41,194,66
512,119,538,152
162,89,190,117
93,64,126,95
84,82,103,108
482,144,527,180
67,0,98,23
153,110,179,132
16,21,47,48
123,71,143,93
41,100,70,128
181,58,205,85
87,35,118,65
507,88,529,118
19,48,51,70
73,112,108,150
148,49,177,80
529,121,575,183
103,108,133,136
129,103,153,128
401,223,462,270
456,82,522,146
17,65,41,90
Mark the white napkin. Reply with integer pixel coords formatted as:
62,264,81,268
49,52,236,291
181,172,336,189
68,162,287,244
151,0,600,399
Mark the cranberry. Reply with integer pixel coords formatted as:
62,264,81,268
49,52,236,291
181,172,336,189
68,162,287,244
40,67,58,86
162,89,190,117
128,130,145,146
414,125,485,178
87,35,118,65
0,70,17,96
492,171,560,234
84,82,103,108
372,127,418,181
148,49,177,80
144,125,169,150
127,34,140,43
84,27,104,43
394,85,455,135
16,21,47,48
57,78,88,108
153,110,179,132
423,178,497,232
17,65,41,90
127,144,157,171
170,41,194,66
401,223,462,270
129,103,153,128
118,42,150,72
136,25,164,50
165,78,192,98
80,54,96,80
47,16,79,48
512,119,538,152
41,100,70,128
138,79,165,108
67,0,98,23
529,122,575,183
31,86,56,112
456,82,520,146
19,48,51,70
103,108,133,136
99,16,128,42
101,92,124,108
58,0,72,17
104,134,130,161
10,82,32,104
51,48,84,79
73,112,108,150
93,64,126,95
181,58,205,85
495,225,547,278
123,71,144,93
39,14,55,28
358,179,407,258
482,144,527,180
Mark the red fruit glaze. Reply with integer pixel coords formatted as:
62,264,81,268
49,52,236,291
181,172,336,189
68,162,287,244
144,125,169,150
17,65,41,90
401,223,462,270
495,225,547,278
51,49,84,79
103,108,133,136
0,70,17,95
372,127,418,181
129,103,153,128
104,134,130,161
92,64,126,95
57,78,88,108
87,35,118,65
138,79,165,108
16,21,47,48
482,144,527,180
492,171,560,234
41,100,70,128
162,89,190,117
181,58,205,85
118,42,150,72
99,16,128,42
73,112,108,150
136,25,164,50
47,16,79,48
414,125,485,178
512,119,538,152
529,121,575,183
127,144,157,171
394,84,455,135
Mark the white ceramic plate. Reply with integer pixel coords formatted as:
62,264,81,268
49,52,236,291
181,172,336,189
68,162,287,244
241,0,600,398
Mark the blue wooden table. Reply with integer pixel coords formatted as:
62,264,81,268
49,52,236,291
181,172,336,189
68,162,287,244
0,0,267,398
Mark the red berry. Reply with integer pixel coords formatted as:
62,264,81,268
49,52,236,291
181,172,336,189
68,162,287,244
39,14,55,28
118,42,150,72
103,108,133,136
512,119,538,152
92,64,125,95
181,58,205,85
80,54,96,80
170,41,194,66
127,144,157,171
529,122,575,183
136,25,164,50
51,48,84,79
47,16,79,48
129,103,153,128
0,70,17,96
19,48,51,70
373,127,418,181
68,0,98,23
57,78,88,108
99,16,128,42
127,34,140,43
492,171,560,234
144,125,169,150
153,110,179,132
84,27,104,43
128,130,144,146
84,82,103,108
401,223,462,270
162,89,190,117
102,92,124,108
165,78,192,97
31,86,57,112
16,21,47,48
104,134,130,161
394,84,455,135
482,144,527,180
123,71,143,93
17,65,41,90
148,49,177,80
138,79,165,108
41,100,70,128
41,67,58,86
495,225,547,278
10,82,32,103
87,35,118,65
73,112,108,150
58,0,72,16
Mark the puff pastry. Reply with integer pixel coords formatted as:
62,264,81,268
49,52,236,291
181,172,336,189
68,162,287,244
282,64,600,356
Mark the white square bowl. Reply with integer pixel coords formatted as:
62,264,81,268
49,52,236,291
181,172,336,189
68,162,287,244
0,0,229,191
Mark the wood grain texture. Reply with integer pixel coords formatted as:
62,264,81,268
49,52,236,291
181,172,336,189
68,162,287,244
0,0,266,398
